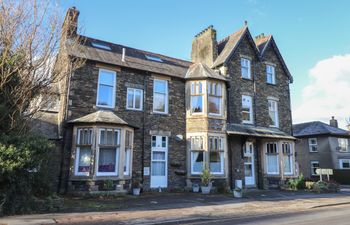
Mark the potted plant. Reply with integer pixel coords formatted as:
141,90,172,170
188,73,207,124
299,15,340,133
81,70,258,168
192,183,200,193
132,179,141,196
200,166,212,194
233,187,242,198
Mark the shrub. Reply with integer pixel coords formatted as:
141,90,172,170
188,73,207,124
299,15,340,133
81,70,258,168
287,174,305,190
0,133,54,215
305,181,315,190
200,165,211,186
313,180,340,193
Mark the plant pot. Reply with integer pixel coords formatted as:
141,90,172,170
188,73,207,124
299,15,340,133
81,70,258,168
233,190,242,198
192,185,200,193
133,188,141,196
201,186,211,194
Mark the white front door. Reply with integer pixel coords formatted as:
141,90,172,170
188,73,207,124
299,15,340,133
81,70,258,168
150,136,168,188
244,142,255,186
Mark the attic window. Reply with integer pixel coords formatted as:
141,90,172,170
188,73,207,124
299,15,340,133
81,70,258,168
91,42,111,50
145,55,163,62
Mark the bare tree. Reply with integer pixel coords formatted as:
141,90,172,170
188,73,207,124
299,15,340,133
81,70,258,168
0,0,84,134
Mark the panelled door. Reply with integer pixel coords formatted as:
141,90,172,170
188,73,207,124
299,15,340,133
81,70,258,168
150,136,168,188
244,142,256,187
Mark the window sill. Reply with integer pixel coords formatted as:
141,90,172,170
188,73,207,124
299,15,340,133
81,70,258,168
151,112,171,116
126,108,143,112
241,77,253,81
269,125,279,128
96,105,115,109
242,121,254,125
266,82,277,86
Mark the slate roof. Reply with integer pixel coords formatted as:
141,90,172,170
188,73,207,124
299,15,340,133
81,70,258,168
66,36,192,79
68,110,134,127
227,123,295,140
293,121,350,137
185,63,228,81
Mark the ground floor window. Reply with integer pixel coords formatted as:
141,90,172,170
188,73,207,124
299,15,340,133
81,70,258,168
73,126,133,177
266,142,279,174
190,136,204,174
282,142,293,175
209,136,224,174
339,159,350,169
311,161,319,176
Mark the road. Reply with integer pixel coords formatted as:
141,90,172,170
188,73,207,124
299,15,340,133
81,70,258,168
180,205,350,225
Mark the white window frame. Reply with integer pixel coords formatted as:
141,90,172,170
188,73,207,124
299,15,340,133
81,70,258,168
208,82,222,116
242,95,253,124
266,65,276,84
265,142,279,175
74,128,93,176
339,159,350,169
190,81,205,114
310,160,320,176
308,138,318,152
282,142,293,175
208,136,224,175
268,99,279,127
96,128,120,176
96,69,116,108
241,58,251,79
126,88,143,111
153,79,168,114
190,136,205,175
338,138,349,152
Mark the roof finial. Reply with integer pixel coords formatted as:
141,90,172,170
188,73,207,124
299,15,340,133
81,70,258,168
244,20,248,26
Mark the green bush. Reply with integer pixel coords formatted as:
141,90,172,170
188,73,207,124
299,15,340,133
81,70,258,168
200,165,212,186
313,180,340,193
287,174,305,190
0,133,54,215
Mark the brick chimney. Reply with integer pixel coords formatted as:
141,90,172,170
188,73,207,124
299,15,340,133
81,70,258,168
62,7,80,39
329,116,338,128
191,25,218,67
255,33,265,40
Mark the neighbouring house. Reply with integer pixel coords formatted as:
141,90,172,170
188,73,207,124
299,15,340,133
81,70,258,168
293,117,350,179
47,7,296,193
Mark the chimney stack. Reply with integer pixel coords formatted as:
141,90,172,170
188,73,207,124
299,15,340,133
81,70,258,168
255,33,265,40
191,25,218,67
63,7,80,39
329,116,338,128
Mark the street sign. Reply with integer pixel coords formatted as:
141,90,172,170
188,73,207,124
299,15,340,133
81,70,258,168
316,168,333,175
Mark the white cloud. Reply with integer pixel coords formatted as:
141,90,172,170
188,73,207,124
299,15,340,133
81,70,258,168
293,54,350,129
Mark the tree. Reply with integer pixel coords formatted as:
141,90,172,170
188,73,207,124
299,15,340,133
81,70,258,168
0,0,83,134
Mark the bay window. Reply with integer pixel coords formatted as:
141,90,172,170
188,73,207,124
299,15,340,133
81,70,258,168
241,58,251,79
268,99,278,127
127,88,143,110
153,79,168,114
282,142,293,175
242,95,253,123
75,128,93,176
190,136,204,174
96,69,116,108
266,65,276,84
124,130,132,176
208,82,222,115
266,142,279,174
97,128,120,176
191,81,204,113
209,136,224,174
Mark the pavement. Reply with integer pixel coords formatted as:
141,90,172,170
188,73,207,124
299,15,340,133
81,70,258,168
1,189,350,225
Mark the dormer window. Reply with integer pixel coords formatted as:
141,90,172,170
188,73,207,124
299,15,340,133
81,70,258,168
191,81,204,113
208,82,222,115
241,58,251,79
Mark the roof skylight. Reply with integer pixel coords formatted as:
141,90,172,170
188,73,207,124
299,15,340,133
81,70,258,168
91,42,111,50
145,55,163,62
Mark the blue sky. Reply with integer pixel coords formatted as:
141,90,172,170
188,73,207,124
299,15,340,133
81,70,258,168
60,0,350,127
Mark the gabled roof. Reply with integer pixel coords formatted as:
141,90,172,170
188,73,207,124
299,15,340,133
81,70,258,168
255,35,293,83
185,63,227,81
68,110,134,127
227,123,295,140
293,121,350,137
212,26,260,68
66,36,191,79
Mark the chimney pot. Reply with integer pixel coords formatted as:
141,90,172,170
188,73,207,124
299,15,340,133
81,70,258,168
330,116,338,128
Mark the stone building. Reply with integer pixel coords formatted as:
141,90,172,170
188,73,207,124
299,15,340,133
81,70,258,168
50,7,297,193
293,117,350,178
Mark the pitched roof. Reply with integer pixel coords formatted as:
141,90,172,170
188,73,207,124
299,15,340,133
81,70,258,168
227,123,295,140
185,63,228,81
68,110,133,127
66,36,191,79
255,35,293,83
212,26,259,68
293,121,350,137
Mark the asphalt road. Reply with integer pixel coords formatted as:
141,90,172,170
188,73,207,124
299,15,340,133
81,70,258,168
179,205,350,225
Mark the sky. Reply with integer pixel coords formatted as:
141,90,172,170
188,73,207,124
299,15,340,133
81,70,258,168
59,0,350,129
